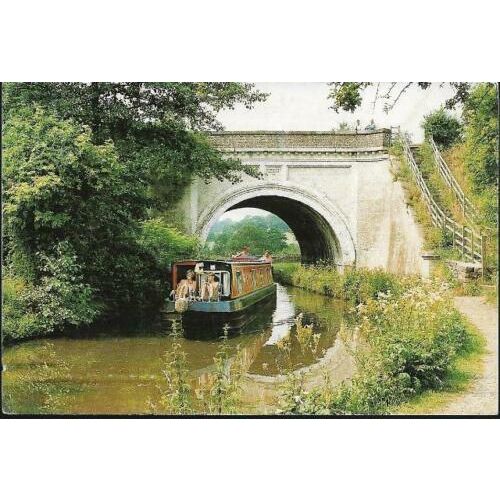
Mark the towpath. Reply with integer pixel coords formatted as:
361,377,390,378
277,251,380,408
438,296,498,416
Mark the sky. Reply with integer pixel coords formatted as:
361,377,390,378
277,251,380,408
216,82,458,221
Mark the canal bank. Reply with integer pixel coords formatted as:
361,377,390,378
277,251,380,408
3,265,487,416
271,264,489,415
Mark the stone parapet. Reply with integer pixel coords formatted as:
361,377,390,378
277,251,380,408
209,129,391,151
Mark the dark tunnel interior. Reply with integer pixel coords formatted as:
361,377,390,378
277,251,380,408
230,195,340,264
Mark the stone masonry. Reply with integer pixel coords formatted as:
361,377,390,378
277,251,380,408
174,130,424,274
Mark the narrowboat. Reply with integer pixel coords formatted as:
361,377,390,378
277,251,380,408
166,258,277,316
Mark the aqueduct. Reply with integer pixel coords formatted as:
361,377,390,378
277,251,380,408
175,130,424,273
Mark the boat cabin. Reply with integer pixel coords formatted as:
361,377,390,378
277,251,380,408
171,259,273,301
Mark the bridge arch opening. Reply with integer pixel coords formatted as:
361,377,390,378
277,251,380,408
196,183,356,266
206,207,301,259
228,197,336,263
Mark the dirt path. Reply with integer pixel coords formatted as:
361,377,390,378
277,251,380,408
438,296,498,416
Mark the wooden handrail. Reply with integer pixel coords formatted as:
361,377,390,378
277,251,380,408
398,133,483,264
429,136,478,224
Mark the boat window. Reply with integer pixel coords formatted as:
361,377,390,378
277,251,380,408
236,271,243,294
219,271,231,296
252,269,257,288
198,271,231,297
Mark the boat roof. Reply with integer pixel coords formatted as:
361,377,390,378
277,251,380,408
173,258,270,265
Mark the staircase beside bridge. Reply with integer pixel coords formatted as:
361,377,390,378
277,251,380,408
398,132,485,281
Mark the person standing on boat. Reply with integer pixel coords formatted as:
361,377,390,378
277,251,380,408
260,250,272,263
232,246,250,258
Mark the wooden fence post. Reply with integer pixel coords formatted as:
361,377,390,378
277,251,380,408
481,235,486,282
461,226,465,259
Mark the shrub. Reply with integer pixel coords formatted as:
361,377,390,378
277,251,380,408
154,320,193,415
198,326,244,415
139,218,199,270
462,83,498,191
273,264,401,304
422,108,462,148
277,278,473,415
2,243,100,343
2,276,38,342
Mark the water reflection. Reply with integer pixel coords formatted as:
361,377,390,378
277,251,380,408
264,284,296,345
2,284,346,414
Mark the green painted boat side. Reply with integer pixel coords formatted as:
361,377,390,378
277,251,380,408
166,283,277,313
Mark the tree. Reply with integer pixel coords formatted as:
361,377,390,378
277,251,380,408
3,83,268,209
209,215,290,257
462,83,498,190
422,108,462,148
3,107,167,326
2,83,270,340
328,82,470,113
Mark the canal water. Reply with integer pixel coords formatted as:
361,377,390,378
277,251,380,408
2,284,348,415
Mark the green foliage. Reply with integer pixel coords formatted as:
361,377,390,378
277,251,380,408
391,143,453,253
206,214,293,257
416,143,463,224
3,106,144,277
2,106,162,325
2,276,40,342
462,83,498,193
273,263,400,305
418,84,498,276
328,82,469,113
3,82,266,209
3,243,100,343
153,324,244,415
156,320,193,415
2,82,268,134
422,108,462,148
328,83,369,112
3,83,267,342
277,371,308,414
458,280,483,297
139,218,199,269
199,326,244,415
277,277,474,415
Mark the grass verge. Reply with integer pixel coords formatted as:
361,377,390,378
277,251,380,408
274,264,486,415
395,317,486,415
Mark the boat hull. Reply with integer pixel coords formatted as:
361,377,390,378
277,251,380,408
165,284,277,339
166,283,277,314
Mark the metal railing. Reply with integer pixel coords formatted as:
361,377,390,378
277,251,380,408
399,133,484,264
273,254,301,263
429,136,479,224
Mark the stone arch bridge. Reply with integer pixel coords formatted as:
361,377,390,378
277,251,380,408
175,130,423,273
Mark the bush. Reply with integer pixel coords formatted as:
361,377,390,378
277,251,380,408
463,83,498,191
2,243,100,344
278,279,473,415
273,264,401,304
2,276,39,342
139,218,199,270
422,108,462,148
